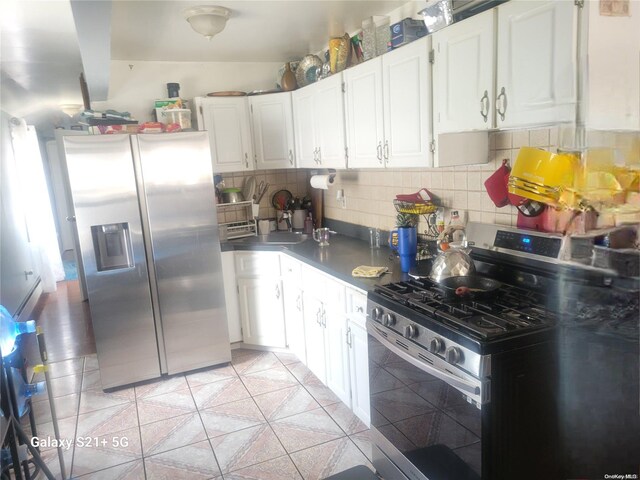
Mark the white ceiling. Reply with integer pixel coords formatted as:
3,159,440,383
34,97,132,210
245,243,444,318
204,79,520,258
1,0,411,118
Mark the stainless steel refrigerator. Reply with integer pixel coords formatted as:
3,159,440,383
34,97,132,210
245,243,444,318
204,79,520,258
63,132,230,389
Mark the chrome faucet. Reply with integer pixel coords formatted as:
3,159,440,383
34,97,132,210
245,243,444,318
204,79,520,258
281,210,292,232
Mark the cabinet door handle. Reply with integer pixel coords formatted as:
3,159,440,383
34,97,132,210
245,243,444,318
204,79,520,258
296,294,302,311
376,142,383,163
244,153,249,168
317,147,322,164
383,140,389,161
275,284,280,299
480,90,489,123
313,148,318,164
496,87,507,121
322,308,326,327
356,306,364,313
289,149,294,166
316,307,322,325
346,326,352,347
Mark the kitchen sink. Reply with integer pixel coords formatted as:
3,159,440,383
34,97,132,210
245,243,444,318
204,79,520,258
242,232,309,245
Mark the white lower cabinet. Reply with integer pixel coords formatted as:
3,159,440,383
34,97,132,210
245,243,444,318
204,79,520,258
347,319,370,425
281,255,305,363
226,252,369,424
301,282,350,407
346,287,370,426
235,252,286,348
303,294,327,382
323,281,350,406
222,251,242,343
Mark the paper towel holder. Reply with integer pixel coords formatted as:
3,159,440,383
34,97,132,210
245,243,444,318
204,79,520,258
309,168,336,190
310,168,336,178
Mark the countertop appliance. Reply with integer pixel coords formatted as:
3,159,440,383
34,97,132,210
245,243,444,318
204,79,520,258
366,222,639,479
63,132,230,389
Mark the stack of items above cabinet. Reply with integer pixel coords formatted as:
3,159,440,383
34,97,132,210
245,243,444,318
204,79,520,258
343,36,432,169
195,92,296,173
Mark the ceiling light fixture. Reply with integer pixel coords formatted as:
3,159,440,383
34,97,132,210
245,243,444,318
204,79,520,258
183,5,231,40
59,104,83,116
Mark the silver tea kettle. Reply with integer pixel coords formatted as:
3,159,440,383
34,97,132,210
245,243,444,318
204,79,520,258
430,225,476,282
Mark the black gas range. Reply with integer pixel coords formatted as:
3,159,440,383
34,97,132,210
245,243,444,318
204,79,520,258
369,276,555,355
366,223,571,480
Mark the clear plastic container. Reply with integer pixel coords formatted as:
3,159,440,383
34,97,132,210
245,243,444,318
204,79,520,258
362,16,390,60
161,109,192,129
419,0,454,34
362,18,376,61
374,16,391,56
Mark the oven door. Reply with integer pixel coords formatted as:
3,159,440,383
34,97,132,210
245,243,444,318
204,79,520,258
367,321,483,480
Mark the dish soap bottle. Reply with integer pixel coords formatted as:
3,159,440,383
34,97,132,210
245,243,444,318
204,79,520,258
304,213,313,234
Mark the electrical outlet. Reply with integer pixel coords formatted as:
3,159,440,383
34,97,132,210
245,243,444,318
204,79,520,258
337,189,346,209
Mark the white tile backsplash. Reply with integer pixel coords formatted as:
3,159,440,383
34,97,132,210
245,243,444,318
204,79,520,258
322,128,566,231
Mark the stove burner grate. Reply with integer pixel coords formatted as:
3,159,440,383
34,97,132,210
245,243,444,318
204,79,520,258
373,279,553,340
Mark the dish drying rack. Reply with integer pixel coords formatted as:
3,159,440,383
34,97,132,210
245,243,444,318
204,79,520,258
394,189,440,240
216,200,256,239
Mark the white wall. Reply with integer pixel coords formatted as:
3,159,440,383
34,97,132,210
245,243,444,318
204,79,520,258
92,60,282,123
1,111,38,315
586,1,640,130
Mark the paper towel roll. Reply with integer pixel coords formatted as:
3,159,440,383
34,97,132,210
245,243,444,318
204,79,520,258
310,174,335,190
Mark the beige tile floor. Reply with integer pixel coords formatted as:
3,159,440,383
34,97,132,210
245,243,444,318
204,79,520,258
20,348,375,479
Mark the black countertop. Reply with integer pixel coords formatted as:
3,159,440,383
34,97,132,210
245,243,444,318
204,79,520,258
222,234,410,291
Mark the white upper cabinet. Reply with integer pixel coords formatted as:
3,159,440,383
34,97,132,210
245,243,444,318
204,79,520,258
292,86,317,168
249,92,296,169
383,37,433,168
496,0,577,128
195,97,254,173
344,58,385,168
293,73,347,169
344,38,432,169
433,9,496,133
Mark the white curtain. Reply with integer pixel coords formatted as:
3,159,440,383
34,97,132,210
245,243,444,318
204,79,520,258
9,117,64,292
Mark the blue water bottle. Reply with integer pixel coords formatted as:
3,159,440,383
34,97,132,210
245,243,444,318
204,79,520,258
0,304,36,357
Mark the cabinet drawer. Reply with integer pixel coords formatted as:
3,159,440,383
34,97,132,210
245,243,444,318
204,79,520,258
235,251,281,277
281,254,302,280
346,287,367,314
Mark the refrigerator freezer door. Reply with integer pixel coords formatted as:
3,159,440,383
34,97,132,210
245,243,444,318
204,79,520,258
63,135,161,388
134,132,231,374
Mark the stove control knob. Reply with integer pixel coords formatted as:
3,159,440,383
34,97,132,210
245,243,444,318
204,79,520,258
371,307,383,321
403,325,418,339
445,347,463,365
382,313,396,326
429,337,444,354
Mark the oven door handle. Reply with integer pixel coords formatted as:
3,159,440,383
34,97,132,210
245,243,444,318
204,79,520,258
367,323,481,398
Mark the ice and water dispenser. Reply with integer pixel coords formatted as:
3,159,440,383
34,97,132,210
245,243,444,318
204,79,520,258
91,222,134,271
